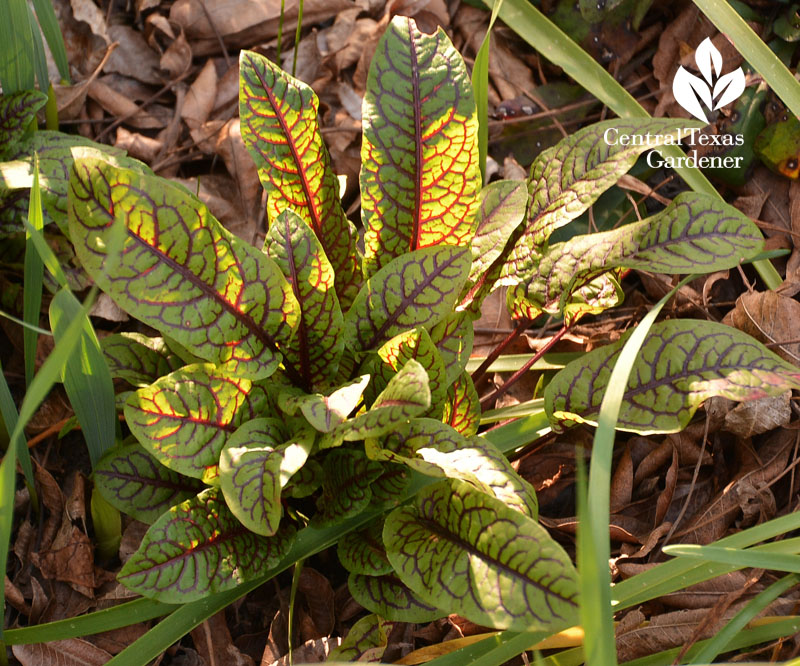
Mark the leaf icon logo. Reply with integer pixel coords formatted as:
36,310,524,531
672,38,746,123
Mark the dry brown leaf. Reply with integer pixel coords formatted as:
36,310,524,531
114,127,164,164
105,25,162,84
182,59,218,129
86,79,165,129
33,523,96,592
90,623,150,655
610,443,633,512
160,29,193,79
170,0,354,56
263,636,341,666
726,290,800,365
13,639,112,666
192,611,255,666
721,392,792,438
70,0,110,44
296,567,335,638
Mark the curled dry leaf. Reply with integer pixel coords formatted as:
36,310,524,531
13,638,112,666
726,290,800,365
105,25,162,84
182,59,218,129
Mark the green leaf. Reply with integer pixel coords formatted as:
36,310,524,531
124,363,271,478
367,418,537,517
361,16,480,276
23,153,44,388
384,478,577,631
467,180,529,286
278,375,369,432
94,443,204,524
119,486,295,603
68,157,300,381
265,209,344,389
327,613,395,663
2,137,145,235
219,418,312,536
49,288,116,468
509,192,764,321
0,91,47,155
365,327,447,417
90,487,121,561
284,458,322,498
31,0,70,83
337,521,394,576
239,50,360,306
501,119,702,280
349,573,444,623
370,464,410,505
345,246,470,353
429,312,474,386
0,0,35,94
546,319,800,434
313,448,384,527
442,370,480,436
101,333,184,387
320,359,431,448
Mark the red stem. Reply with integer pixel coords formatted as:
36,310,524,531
471,318,531,385
479,324,570,409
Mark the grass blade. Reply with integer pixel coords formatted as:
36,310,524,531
691,0,800,118
23,154,44,388
663,544,800,573
0,288,97,643
581,274,696,666
0,0,35,94
471,0,504,182
688,573,800,664
31,0,70,83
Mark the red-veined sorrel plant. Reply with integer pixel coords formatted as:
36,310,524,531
3,13,800,646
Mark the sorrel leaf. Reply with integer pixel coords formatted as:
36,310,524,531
94,443,203,524
370,464,410,505
327,614,395,663
337,522,394,576
264,209,344,389
313,449,384,527
0,90,47,150
2,138,146,235
219,418,312,536
101,333,183,387
508,192,763,320
366,327,447,415
545,319,800,434
367,418,537,517
428,312,474,386
279,375,369,433
320,359,431,448
360,16,480,276
467,179,528,284
442,370,480,436
384,478,578,631
349,573,444,623
239,50,360,305
119,487,295,603
500,119,703,281
68,158,299,381
344,246,470,353
124,363,270,478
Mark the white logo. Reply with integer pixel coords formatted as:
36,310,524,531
672,38,746,124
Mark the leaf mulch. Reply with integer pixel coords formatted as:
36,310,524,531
4,0,800,663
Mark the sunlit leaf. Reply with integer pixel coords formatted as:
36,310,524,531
219,418,312,536
278,375,369,433
94,443,203,524
384,478,577,631
345,246,470,353
68,158,299,381
360,16,479,276
239,50,360,306
546,319,800,433
124,363,271,478
442,370,480,436
101,333,183,387
264,207,344,389
428,312,474,386
119,487,295,602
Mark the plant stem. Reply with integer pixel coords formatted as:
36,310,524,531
471,317,531,385
479,324,569,408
